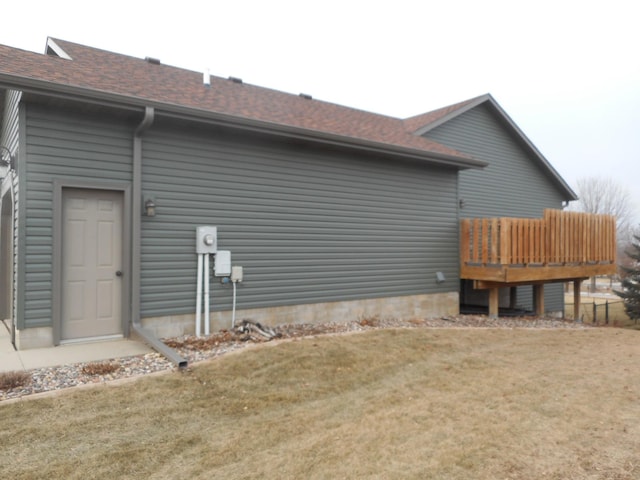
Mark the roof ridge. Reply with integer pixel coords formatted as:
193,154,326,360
48,37,138,59
49,38,413,121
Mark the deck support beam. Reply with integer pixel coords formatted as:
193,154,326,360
533,284,545,315
488,288,499,318
573,279,582,321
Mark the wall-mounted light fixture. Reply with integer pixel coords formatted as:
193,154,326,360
0,145,14,170
458,198,465,209
144,197,156,217
436,271,446,284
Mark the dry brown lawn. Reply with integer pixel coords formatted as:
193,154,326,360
1,327,640,479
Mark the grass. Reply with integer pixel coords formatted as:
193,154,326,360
1,328,640,479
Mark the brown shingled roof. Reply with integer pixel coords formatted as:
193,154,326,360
0,38,486,168
403,97,480,133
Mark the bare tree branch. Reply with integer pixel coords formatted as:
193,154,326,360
569,177,634,243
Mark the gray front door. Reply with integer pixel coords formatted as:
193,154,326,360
61,188,123,341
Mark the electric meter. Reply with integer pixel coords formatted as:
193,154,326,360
196,226,217,254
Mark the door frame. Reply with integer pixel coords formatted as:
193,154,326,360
52,180,131,346
0,184,15,346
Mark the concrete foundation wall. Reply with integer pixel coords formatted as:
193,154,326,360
15,292,458,349
141,292,460,339
15,326,53,349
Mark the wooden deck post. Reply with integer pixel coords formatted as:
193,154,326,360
488,288,499,318
573,279,582,321
533,284,545,316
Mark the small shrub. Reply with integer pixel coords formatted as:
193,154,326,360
0,370,31,390
408,317,426,325
165,330,237,350
81,362,120,376
358,315,380,327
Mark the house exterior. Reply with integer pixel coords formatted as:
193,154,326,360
0,38,579,353
406,96,578,312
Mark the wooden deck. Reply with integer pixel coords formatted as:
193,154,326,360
460,209,617,317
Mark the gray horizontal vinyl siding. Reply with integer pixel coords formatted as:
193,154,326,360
428,105,566,219
141,123,459,317
22,105,132,328
1,90,20,326
423,104,566,312
1,90,20,153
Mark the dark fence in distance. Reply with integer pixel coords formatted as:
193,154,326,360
568,299,631,325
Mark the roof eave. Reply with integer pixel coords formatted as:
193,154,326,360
0,73,486,170
159,105,486,170
482,97,578,201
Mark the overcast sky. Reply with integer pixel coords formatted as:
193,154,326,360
3,0,640,222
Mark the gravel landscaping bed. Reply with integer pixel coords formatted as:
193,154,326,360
1,315,589,401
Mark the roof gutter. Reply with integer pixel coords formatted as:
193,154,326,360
159,107,488,170
0,73,486,170
131,106,187,368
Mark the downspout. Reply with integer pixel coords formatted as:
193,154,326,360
131,106,187,368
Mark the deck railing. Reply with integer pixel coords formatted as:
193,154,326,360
460,209,617,268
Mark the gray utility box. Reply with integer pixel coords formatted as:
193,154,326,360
214,250,231,277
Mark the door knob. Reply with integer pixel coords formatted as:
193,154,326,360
115,270,123,277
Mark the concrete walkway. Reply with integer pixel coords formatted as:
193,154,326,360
0,320,153,373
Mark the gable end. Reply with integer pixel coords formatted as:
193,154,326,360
45,38,72,60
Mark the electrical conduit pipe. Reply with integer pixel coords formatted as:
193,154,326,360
204,254,211,336
232,280,237,328
195,253,203,337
